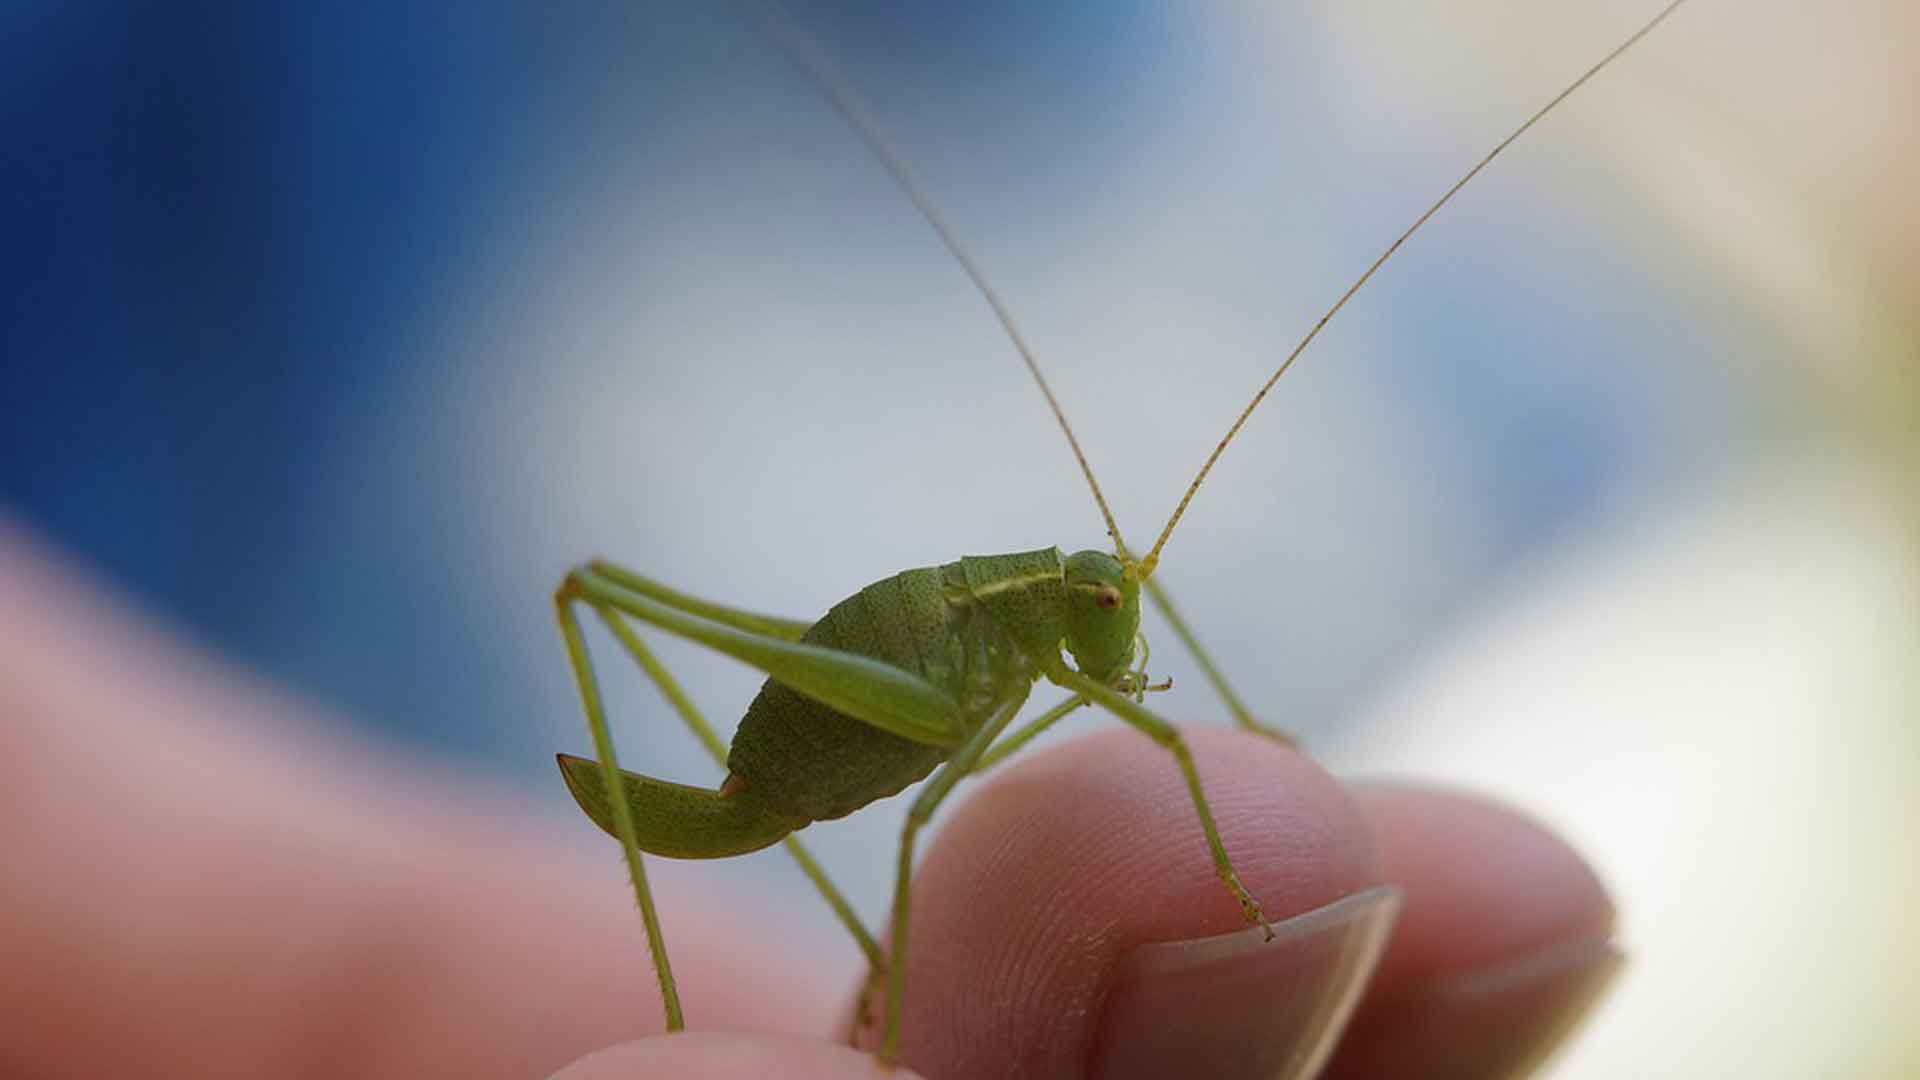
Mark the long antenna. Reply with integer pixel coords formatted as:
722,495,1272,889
758,3,1136,562
1137,0,1690,577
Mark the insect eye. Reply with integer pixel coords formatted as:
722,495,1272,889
1093,585,1122,611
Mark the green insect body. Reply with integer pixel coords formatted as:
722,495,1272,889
552,1,1690,1066
553,545,1231,1061
560,548,1136,849
732,548,1135,821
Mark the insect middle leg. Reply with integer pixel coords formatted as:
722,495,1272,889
973,691,1087,773
840,687,1098,1045
877,688,1030,1062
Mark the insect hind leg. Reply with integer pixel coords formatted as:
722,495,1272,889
552,579,684,1030
588,558,813,642
581,586,890,1041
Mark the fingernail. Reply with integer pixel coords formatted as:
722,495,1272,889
1090,885,1401,1080
1328,936,1624,1079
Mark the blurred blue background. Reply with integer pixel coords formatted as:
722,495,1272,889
0,0,1759,770
5,3,1914,1073
5,0,591,759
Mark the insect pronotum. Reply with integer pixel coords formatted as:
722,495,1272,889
551,0,1691,1063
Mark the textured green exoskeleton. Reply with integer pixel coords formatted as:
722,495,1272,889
552,0,1689,1064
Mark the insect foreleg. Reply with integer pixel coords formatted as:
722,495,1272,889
878,687,1031,1062
552,584,684,1030
567,567,967,747
1049,666,1276,939
1142,575,1297,746
589,603,886,991
973,691,1088,773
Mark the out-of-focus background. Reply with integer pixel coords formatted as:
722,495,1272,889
4,1,1914,1074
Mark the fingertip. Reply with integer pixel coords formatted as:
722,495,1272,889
1324,781,1621,1079
549,1033,911,1080
1345,780,1615,987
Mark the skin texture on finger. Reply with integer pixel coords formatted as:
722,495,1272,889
858,725,1384,1077
0,520,834,1078
549,1032,922,1080
1322,781,1619,1079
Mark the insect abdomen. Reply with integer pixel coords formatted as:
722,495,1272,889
726,561,1038,822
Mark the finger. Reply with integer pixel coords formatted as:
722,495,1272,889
1321,781,1621,1079
856,724,1397,1079
0,520,833,1078
548,1032,920,1080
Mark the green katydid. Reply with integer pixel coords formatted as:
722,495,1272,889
551,0,1690,1063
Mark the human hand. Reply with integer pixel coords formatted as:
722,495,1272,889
0,521,1617,1078
557,737,1619,1080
